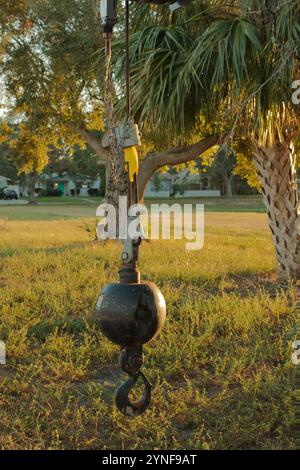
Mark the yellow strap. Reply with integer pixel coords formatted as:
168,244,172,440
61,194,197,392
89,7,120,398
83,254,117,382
124,146,139,183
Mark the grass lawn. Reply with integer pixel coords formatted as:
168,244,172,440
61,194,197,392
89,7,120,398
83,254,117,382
33,196,103,205
0,207,295,450
0,195,266,221
145,195,266,213
0,203,99,221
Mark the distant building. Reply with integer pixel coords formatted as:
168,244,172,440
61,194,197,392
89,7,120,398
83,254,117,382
20,172,102,197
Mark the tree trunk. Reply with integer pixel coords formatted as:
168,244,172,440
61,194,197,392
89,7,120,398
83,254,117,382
74,126,127,207
105,148,128,208
224,174,233,198
253,139,300,280
26,174,37,205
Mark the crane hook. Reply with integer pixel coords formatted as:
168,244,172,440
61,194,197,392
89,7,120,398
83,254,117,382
115,370,152,417
114,345,152,417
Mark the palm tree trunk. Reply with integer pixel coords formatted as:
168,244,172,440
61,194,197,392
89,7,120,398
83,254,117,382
253,139,300,280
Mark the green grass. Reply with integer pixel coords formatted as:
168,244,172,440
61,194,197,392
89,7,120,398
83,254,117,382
145,195,266,213
33,196,102,204
0,195,266,221
0,212,295,449
0,204,99,220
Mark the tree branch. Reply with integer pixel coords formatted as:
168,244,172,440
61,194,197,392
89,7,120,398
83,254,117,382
138,134,223,198
66,122,107,162
75,127,107,162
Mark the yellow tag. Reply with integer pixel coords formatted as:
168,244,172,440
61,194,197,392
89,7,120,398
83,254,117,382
124,146,139,183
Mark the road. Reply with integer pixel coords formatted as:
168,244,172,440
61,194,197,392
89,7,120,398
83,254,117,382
0,199,28,205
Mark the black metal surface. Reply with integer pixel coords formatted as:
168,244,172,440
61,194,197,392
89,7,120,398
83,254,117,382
119,344,143,375
115,370,152,417
119,266,140,284
95,281,166,347
101,0,118,33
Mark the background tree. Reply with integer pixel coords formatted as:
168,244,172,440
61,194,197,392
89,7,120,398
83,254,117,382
6,124,49,203
47,144,105,196
0,0,223,206
202,146,236,198
0,140,18,185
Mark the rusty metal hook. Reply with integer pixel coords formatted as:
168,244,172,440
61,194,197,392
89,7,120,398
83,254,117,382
114,345,152,416
115,370,152,417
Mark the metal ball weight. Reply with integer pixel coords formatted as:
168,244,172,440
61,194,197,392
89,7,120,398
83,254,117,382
95,281,166,347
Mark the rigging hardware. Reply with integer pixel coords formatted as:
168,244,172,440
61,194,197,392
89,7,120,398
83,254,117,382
96,0,190,418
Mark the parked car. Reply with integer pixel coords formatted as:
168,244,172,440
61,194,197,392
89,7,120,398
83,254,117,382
0,188,19,200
